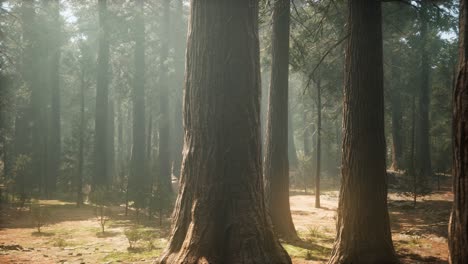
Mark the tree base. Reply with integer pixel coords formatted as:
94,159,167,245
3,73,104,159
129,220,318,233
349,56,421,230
328,246,399,264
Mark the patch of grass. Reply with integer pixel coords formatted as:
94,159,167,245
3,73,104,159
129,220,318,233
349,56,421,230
102,249,163,263
302,226,330,243
31,231,54,237
409,235,422,246
51,225,100,236
96,231,120,238
52,237,68,248
282,243,309,258
124,225,167,251
282,242,331,261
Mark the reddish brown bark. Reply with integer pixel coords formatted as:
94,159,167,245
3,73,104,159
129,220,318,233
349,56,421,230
263,0,298,240
158,1,291,263
449,1,468,262
328,1,398,263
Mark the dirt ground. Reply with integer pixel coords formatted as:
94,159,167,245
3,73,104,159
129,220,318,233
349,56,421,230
0,177,452,264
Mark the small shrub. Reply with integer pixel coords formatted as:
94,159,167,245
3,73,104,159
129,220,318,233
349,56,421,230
12,155,32,205
307,226,324,241
90,187,113,234
296,153,313,191
52,237,68,248
409,235,422,245
94,205,112,234
143,231,156,250
395,171,432,207
30,203,51,233
124,227,143,249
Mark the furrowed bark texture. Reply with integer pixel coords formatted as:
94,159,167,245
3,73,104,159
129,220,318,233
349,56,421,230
449,1,468,262
263,0,297,240
328,1,398,263
158,1,291,263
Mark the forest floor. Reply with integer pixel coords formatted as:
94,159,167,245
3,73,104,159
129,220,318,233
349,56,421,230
0,175,452,264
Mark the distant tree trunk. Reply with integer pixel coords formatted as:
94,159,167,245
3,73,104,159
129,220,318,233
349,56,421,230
328,1,398,263
77,68,85,206
390,58,403,171
158,1,291,263
303,110,310,156
415,5,432,180
48,0,61,194
158,0,172,193
171,0,185,179
15,0,35,195
107,99,115,181
263,0,297,240
448,1,468,262
117,95,124,181
315,77,321,209
409,93,418,207
93,0,109,188
130,0,147,208
146,113,152,166
34,1,50,197
288,105,298,168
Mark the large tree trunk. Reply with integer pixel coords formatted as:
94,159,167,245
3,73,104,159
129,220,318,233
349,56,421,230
93,0,109,188
448,1,468,262
158,1,291,263
157,0,172,193
263,0,297,240
328,1,398,263
130,0,147,208
415,5,432,180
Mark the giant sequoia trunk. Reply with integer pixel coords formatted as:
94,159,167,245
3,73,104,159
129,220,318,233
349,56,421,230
158,1,291,263
448,1,468,262
130,0,146,207
93,0,109,188
328,1,398,263
263,0,297,240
